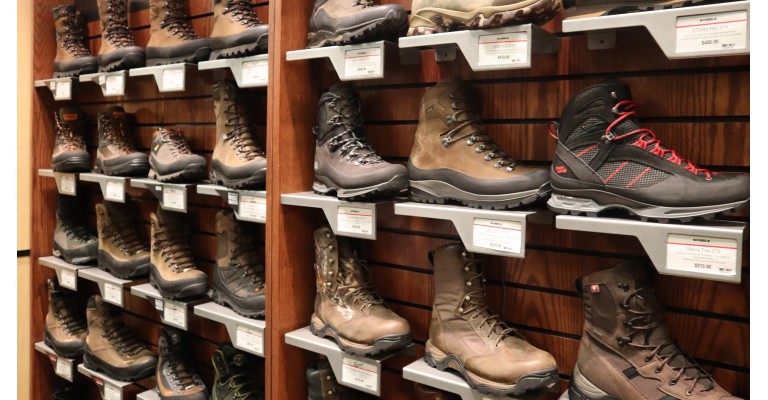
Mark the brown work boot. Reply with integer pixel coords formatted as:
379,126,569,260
307,0,408,48
426,243,559,397
52,4,98,77
570,261,742,400
210,81,267,189
95,197,151,279
408,77,550,209
44,276,88,359
96,106,150,176
96,0,146,71
310,225,411,356
156,327,209,400
409,0,563,35
148,127,208,183
209,0,269,59
83,295,157,381
307,359,376,400
150,208,209,299
52,107,91,173
147,0,211,66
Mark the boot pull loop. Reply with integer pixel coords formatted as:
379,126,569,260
547,121,559,140
574,278,583,295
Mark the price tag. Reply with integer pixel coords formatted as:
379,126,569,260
105,180,125,202
240,195,267,222
163,300,187,329
472,218,522,254
104,74,124,96
154,298,164,311
478,32,528,66
163,187,185,211
676,10,747,53
103,382,122,400
55,80,71,100
228,191,239,206
337,206,373,235
48,81,57,90
162,67,185,91
55,357,73,381
341,356,379,392
241,60,268,86
60,269,77,290
236,325,264,355
344,48,382,78
98,74,106,85
666,234,738,277
59,174,76,196
104,283,122,306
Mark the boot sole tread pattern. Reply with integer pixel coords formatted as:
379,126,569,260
54,244,97,265
409,180,551,210
309,315,412,357
83,346,155,382
209,41,269,60
312,174,409,201
149,267,208,300
306,17,407,49
44,331,84,359
146,46,212,67
408,0,563,35
148,162,207,183
98,251,150,279
96,158,150,177
211,288,266,319
209,168,267,190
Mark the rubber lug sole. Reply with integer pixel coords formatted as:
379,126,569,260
83,346,155,382
209,168,266,190
209,41,268,60
44,331,84,359
52,156,91,173
96,158,150,177
312,174,408,201
146,47,212,67
99,52,145,72
307,14,407,48
97,251,150,279
54,245,97,265
310,315,412,356
408,0,562,35
149,163,207,183
409,180,551,210
211,288,265,319
149,267,208,300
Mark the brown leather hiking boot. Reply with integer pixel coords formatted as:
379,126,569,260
310,225,411,356
147,0,211,66
83,295,157,381
150,208,209,299
426,243,559,397
570,261,742,400
52,4,98,77
96,197,151,279
408,77,550,209
149,127,208,183
209,0,269,59
45,276,88,358
307,0,408,48
409,0,563,35
96,106,150,176
96,0,146,71
52,107,91,173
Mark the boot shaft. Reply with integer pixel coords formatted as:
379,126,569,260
211,0,264,37
96,200,149,258
98,106,137,155
313,225,367,294
150,209,199,274
215,209,265,288
97,0,137,52
212,345,264,398
151,127,195,161
54,107,87,153
53,5,91,61
315,83,365,145
148,0,199,46
212,81,265,163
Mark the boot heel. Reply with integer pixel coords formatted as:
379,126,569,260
409,187,445,204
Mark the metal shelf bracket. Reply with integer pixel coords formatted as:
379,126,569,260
130,283,207,331
79,173,130,203
78,268,130,307
286,41,395,81
79,71,127,97
198,54,269,88
39,169,78,196
39,256,94,291
194,302,266,357
35,342,78,382
130,178,192,213
34,77,75,101
77,363,133,400
281,191,389,240
197,184,267,223
129,63,194,92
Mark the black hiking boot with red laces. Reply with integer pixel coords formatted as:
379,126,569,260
548,79,749,222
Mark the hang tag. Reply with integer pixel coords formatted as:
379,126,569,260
104,74,124,96
55,357,73,381
163,300,187,329
240,195,266,222
236,325,263,355
472,218,523,254
337,206,373,235
341,356,379,392
241,60,268,85
478,32,528,66
55,80,71,100
104,283,122,306
666,234,738,277
105,180,124,202
162,187,185,211
676,10,747,53
59,174,76,195
103,383,122,400
60,269,77,290
344,48,382,78
162,67,185,91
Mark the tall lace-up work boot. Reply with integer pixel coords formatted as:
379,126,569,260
54,195,98,265
307,359,376,400
84,295,157,381
45,276,88,358
209,0,269,59
52,107,91,172
548,79,749,221
212,345,265,400
211,81,267,189
96,0,146,71
570,261,742,400
212,209,266,318
150,208,209,299
426,243,559,397
146,0,211,66
313,83,408,200
52,5,98,77
149,127,207,183
156,328,209,400
307,0,408,48
96,106,150,176
96,198,151,278
409,77,550,209
311,225,411,356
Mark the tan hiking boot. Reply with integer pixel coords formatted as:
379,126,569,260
307,0,408,48
426,243,559,397
96,197,151,279
148,127,208,183
150,208,209,299
52,4,98,77
570,261,743,400
45,276,88,358
96,106,149,176
209,0,269,59
96,0,146,71
409,0,563,35
310,225,411,356
146,0,211,66
408,77,550,209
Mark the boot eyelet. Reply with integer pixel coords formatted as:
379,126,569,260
466,282,472,287
644,356,652,362
655,367,662,373
669,379,677,386
464,266,469,272
464,296,470,300
458,308,463,312
686,390,693,396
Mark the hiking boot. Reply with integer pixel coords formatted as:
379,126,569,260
307,0,408,48
54,195,98,265
83,295,157,381
96,0,146,71
211,209,266,318
409,0,563,35
570,260,742,400
96,106,150,176
149,127,207,183
409,77,550,209
52,5,98,77
310,225,411,356
44,276,88,358
563,0,729,19
548,79,749,221
211,81,267,189
147,0,211,66
212,344,265,400
307,359,376,400
95,197,151,279
52,384,83,400
313,83,408,200
209,0,269,59
52,107,91,173
156,328,209,400
150,208,209,299
425,243,559,397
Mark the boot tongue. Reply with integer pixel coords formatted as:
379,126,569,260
104,106,126,119
58,108,82,124
599,79,642,137
323,84,366,143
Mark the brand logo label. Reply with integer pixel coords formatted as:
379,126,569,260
62,113,78,121
555,165,568,174
590,284,600,293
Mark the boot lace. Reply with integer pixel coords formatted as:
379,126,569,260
226,228,265,290
440,91,518,172
55,112,85,151
161,130,194,157
61,218,94,243
100,113,137,153
154,225,198,273
102,317,147,356
164,347,204,390
102,216,148,256
317,97,382,165
337,260,384,311
352,0,375,8
616,284,715,395
103,0,136,47
59,11,91,57
223,103,266,160
55,300,88,336
605,100,712,179
224,0,264,27
226,369,262,399
160,0,199,40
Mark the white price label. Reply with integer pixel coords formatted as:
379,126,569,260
155,298,164,311
55,80,71,99
666,234,738,277
241,60,268,85
162,67,185,91
163,187,185,210
337,206,373,235
55,357,73,381
344,48,382,78
98,74,106,85
341,356,379,392
49,81,57,90
105,180,125,202
103,383,122,400
472,218,523,254
105,74,124,95
478,32,528,66
228,191,239,206
676,10,747,53
104,283,122,306
59,174,76,195
60,269,77,290
163,300,187,329
240,195,267,222
236,325,264,355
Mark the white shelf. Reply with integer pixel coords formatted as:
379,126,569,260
79,173,130,203
197,184,267,223
130,283,207,331
281,191,390,240
39,256,94,291
137,389,160,400
78,268,130,307
287,41,394,81
34,342,78,382
129,63,195,92
38,169,79,196
194,302,266,357
34,77,75,100
78,363,133,400
80,71,127,97
130,178,193,213
198,54,268,88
